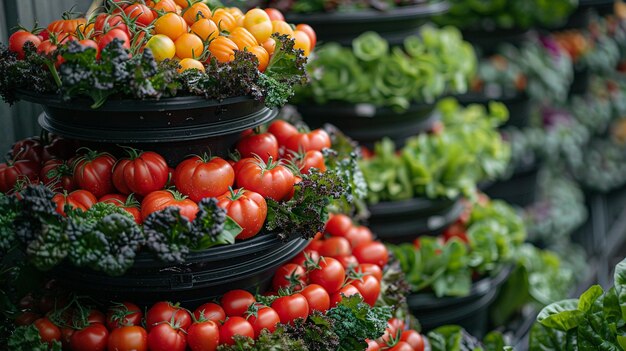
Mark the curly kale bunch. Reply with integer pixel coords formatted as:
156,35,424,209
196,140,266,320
67,203,143,276
0,193,19,254
13,185,68,271
0,43,57,104
143,206,194,263
192,198,242,249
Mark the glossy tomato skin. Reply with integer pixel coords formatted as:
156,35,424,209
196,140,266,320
174,156,234,202
124,4,155,27
107,326,148,351
285,129,331,153
98,28,131,53
357,263,383,282
300,284,330,313
106,302,143,329
298,150,326,174
353,242,389,267
52,190,97,216
325,214,353,237
41,160,75,192
330,284,362,307
12,137,44,163
296,24,317,50
99,194,142,224
15,311,41,326
141,190,199,221
216,189,267,240
272,263,306,291
318,237,352,258
271,294,309,325
147,323,187,351
387,341,414,351
290,249,320,267
187,321,219,351
365,339,380,351
219,317,254,346
401,330,425,351
33,318,61,344
236,133,279,163
0,159,40,192
235,159,295,201
70,323,109,351
145,302,191,332
73,152,116,198
345,226,374,248
246,306,280,338
308,257,346,294
267,120,298,147
220,290,256,317
112,151,169,196
9,31,42,59
350,275,381,306
193,303,225,323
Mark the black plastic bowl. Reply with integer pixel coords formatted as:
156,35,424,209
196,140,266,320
53,234,308,308
285,1,450,46
367,197,463,243
456,92,531,129
569,65,590,97
461,28,531,56
407,265,512,338
297,102,439,149
483,161,540,207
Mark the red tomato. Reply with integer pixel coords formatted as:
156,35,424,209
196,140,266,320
187,321,219,351
193,303,225,323
336,255,359,269
264,8,285,21
284,129,331,153
112,149,169,196
350,275,380,306
387,341,413,351
124,4,155,27
147,323,186,351
345,226,374,248
401,330,425,351
246,306,280,338
86,309,106,325
306,239,324,252
307,257,345,294
173,155,234,202
41,160,75,192
34,318,61,345
15,311,41,326
11,137,45,163
236,133,279,163
52,190,97,216
61,327,74,349
296,24,316,50
9,31,42,59
290,249,320,267
94,14,129,37
353,242,389,267
319,237,352,258
108,326,148,351
443,222,469,244
0,159,40,193
357,263,383,281
297,150,326,174
330,284,362,307
146,302,191,332
99,194,142,224
272,263,306,291
219,317,254,346
216,189,267,240
235,158,295,201
73,150,116,198
221,290,256,317
300,284,330,313
99,28,131,53
106,302,143,329
366,339,380,351
325,214,353,237
271,294,309,325
141,190,199,221
70,323,109,351
267,120,298,147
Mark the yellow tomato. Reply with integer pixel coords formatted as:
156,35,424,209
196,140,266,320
146,34,176,62
243,8,272,43
226,7,244,18
191,18,219,41
174,0,190,9
154,13,188,41
271,20,294,37
249,45,269,72
293,30,311,56
262,38,276,55
209,36,238,63
229,27,258,51
178,58,205,72
183,2,212,25
175,33,204,59
212,9,237,32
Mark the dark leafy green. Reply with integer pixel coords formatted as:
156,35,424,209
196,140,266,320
192,198,242,249
8,325,62,351
428,326,511,351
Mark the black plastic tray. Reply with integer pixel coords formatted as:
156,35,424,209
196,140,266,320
569,65,590,97
367,197,463,243
54,235,308,308
461,28,532,56
407,265,512,338
297,102,439,149
285,1,450,46
483,161,540,208
456,92,531,129
579,0,615,14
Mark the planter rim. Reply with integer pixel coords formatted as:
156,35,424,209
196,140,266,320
368,196,459,216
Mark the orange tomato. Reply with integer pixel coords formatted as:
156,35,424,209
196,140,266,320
212,9,237,32
265,8,285,21
296,24,316,50
236,15,245,27
293,30,311,56
175,32,204,59
148,0,177,14
243,8,272,43
178,58,205,72
191,18,219,41
262,38,275,55
154,13,188,40
183,2,212,25
209,36,238,63
229,27,258,51
226,7,244,18
174,0,190,9
249,45,269,72
47,18,87,36
272,20,294,37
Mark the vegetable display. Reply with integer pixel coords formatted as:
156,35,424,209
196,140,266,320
360,98,510,202
295,27,476,112
257,0,439,13
0,2,314,108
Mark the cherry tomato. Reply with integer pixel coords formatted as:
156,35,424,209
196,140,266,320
350,275,380,306
365,339,380,351
154,13,188,40
268,120,299,147
99,28,131,53
178,58,205,72
262,38,276,55
175,33,204,59
86,309,107,325
243,8,272,43
190,18,219,41
208,36,237,63
41,159,74,192
249,45,269,72
324,214,353,237
336,255,359,269
147,323,186,351
296,150,326,175
236,133,278,163
353,242,389,267
141,190,199,221
308,257,346,294
106,302,143,329
221,290,256,317
319,237,352,258
264,8,284,21
52,190,97,216
124,4,155,27
300,284,330,313
34,318,61,345
293,30,311,56
443,222,469,244
146,34,176,62
216,188,267,240
401,330,425,351
99,194,142,224
387,341,414,351
229,27,258,51
212,9,237,32
174,155,234,202
235,158,295,201
73,150,116,198
187,321,219,351
272,263,306,291
145,302,191,331
246,306,280,338
357,263,383,282
272,20,294,37
290,249,320,267
193,303,225,323
0,159,40,193
285,129,331,153
70,323,109,351
183,2,212,25
296,24,317,50
108,326,148,351
271,294,309,325
330,284,362,307
9,31,42,59
219,317,254,345
345,226,374,248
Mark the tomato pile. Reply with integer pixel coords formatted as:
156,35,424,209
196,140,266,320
8,1,315,73
12,214,425,351
1,120,330,241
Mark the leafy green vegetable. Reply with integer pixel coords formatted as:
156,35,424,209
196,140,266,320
0,43,57,105
218,329,308,351
428,325,511,351
192,198,242,249
8,325,62,351
0,193,18,254
283,312,341,351
66,203,143,276
261,0,438,13
143,207,195,263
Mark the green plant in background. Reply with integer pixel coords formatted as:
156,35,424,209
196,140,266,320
428,326,511,351
436,0,577,30
360,98,510,203
258,0,439,13
297,27,476,112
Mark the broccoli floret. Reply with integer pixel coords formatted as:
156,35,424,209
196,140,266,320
191,198,242,250
143,207,194,263
67,203,143,276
